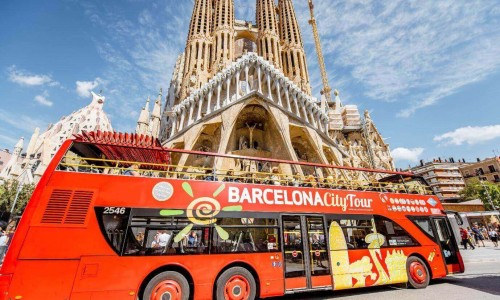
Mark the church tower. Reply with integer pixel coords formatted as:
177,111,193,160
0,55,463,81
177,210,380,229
256,0,282,68
180,0,213,101
211,0,235,73
150,89,162,139
136,97,150,135
278,0,311,94
155,0,396,179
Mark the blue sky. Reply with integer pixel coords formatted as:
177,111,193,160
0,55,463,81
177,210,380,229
1,0,500,168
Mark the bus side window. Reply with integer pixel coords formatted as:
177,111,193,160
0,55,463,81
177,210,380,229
374,216,419,247
328,216,375,249
211,218,280,253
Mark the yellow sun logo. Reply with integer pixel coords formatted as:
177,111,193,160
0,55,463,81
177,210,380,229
159,182,242,242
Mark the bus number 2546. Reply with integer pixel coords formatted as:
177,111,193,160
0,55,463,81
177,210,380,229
103,207,126,215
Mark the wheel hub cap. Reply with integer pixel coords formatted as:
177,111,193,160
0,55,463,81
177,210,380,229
151,280,182,300
224,275,250,300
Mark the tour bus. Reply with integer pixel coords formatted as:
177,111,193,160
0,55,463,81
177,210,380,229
0,131,464,300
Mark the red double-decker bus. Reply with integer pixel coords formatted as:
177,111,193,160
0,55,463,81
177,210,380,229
0,132,464,300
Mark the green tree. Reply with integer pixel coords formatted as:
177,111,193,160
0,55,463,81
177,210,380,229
0,180,35,215
459,178,500,210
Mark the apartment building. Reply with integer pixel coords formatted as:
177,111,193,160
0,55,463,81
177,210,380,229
459,156,500,184
411,158,468,202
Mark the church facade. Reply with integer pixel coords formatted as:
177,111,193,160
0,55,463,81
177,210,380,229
0,92,113,185
136,0,395,179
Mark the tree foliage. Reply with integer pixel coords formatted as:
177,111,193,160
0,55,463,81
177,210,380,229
459,178,500,210
0,180,35,215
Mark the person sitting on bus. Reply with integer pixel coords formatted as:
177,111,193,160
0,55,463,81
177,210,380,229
324,176,335,189
288,172,302,187
264,167,282,186
124,163,140,176
223,170,240,183
204,169,216,181
302,175,318,188
156,230,171,248
336,179,347,189
244,173,260,184
187,231,198,247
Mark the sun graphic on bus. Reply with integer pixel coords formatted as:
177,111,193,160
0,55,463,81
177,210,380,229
159,182,242,242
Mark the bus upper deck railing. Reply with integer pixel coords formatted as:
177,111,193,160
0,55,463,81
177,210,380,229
57,155,433,195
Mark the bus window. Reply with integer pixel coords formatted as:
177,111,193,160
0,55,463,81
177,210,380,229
211,218,280,253
409,217,436,239
328,216,374,249
122,216,210,256
95,207,130,254
373,216,419,247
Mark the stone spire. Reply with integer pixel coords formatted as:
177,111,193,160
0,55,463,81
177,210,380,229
136,97,150,135
256,0,282,68
150,89,162,139
278,0,311,95
24,127,40,161
180,0,213,101
334,89,343,111
212,0,235,73
0,137,23,179
13,137,24,156
328,90,344,131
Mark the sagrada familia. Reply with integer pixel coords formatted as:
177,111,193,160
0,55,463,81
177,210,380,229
136,0,394,178
1,0,394,185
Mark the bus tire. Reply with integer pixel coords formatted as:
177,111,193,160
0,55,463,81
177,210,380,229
406,256,430,289
216,267,256,300
143,271,189,300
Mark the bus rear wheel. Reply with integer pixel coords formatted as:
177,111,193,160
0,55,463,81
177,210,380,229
216,267,256,300
406,256,430,289
143,271,189,300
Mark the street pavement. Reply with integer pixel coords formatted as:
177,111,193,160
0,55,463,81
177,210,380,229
270,241,500,300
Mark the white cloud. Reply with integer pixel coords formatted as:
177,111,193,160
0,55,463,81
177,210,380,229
0,109,46,133
7,65,59,87
79,1,193,127
34,91,53,107
434,125,500,146
293,0,500,116
76,78,102,98
391,147,425,163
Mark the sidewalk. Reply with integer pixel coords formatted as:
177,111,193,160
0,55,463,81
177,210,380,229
460,240,500,264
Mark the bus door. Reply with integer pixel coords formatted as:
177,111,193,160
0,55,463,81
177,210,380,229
282,215,331,292
431,217,463,273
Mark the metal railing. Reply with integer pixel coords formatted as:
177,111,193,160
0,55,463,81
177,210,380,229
57,155,433,195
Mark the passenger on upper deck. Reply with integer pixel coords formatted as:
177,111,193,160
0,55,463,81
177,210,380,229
204,169,216,181
265,167,282,186
124,163,140,177
324,176,335,189
302,175,318,188
223,170,240,183
244,173,259,184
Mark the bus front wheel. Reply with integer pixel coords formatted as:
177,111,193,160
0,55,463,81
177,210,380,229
406,256,430,289
143,271,189,300
216,267,256,300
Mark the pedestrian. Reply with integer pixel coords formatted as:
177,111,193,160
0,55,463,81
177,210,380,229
460,227,475,250
467,227,477,247
5,228,15,251
472,225,485,247
0,229,8,261
488,228,498,247
480,226,489,240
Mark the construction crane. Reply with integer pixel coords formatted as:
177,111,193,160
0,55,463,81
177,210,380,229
308,0,332,109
